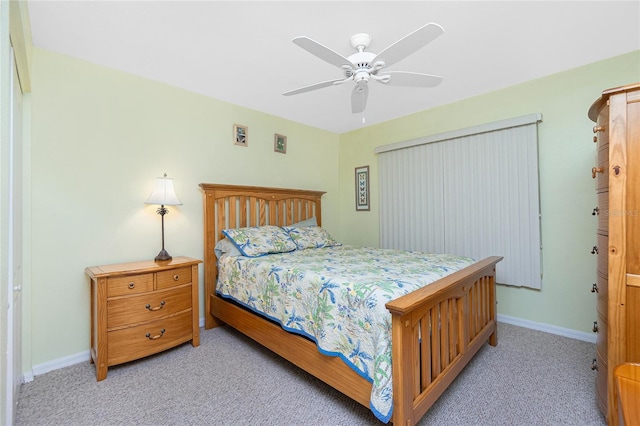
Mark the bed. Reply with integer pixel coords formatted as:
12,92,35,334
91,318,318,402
200,183,502,425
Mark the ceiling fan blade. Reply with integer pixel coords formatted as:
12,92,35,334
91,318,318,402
351,84,369,114
371,23,444,68
282,78,346,96
384,71,443,87
293,36,353,68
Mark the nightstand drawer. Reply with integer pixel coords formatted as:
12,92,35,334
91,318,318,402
107,285,192,329
107,310,193,366
107,273,153,297
157,266,192,289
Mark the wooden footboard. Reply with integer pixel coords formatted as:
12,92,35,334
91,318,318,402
209,256,501,426
199,183,502,425
386,256,502,425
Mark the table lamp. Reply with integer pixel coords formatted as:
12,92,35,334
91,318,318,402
145,173,182,262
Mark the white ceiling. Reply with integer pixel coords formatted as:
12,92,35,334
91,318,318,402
28,1,640,134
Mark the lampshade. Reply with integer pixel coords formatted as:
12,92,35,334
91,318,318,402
145,174,182,206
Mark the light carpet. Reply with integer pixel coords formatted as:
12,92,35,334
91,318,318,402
16,323,606,425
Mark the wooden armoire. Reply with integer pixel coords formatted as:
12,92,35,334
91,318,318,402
589,83,640,425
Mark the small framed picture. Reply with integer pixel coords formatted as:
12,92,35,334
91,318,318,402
233,124,248,147
355,165,370,211
274,133,287,154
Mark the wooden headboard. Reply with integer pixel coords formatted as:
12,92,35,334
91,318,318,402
198,183,325,328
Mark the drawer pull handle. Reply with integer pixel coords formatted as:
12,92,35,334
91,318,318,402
593,135,598,143
173,274,180,281
591,283,598,293
145,301,165,312
591,358,598,371
591,246,598,254
145,329,166,340
592,321,599,333
592,167,604,179
592,207,599,216
593,125,605,134
128,282,135,289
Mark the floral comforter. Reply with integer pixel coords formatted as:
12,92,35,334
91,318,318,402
216,245,474,423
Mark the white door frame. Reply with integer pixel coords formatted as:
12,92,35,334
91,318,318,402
5,45,23,426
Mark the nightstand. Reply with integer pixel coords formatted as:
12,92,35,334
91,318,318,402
85,256,202,381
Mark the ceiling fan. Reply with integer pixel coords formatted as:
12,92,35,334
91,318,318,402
282,23,445,115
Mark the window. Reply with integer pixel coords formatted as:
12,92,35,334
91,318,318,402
376,114,542,289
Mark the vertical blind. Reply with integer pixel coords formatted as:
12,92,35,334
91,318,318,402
376,114,542,289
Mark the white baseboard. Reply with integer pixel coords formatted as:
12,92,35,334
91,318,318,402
23,317,209,383
24,315,593,382
24,350,90,383
497,314,596,344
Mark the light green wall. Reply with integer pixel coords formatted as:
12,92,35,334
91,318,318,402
28,48,340,365
27,45,640,368
338,50,640,334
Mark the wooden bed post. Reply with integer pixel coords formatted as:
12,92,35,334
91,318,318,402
489,265,498,347
390,311,415,426
200,186,223,329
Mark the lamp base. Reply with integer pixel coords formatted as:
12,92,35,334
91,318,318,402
154,249,173,262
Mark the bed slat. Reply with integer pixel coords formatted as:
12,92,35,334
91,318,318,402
414,320,422,396
431,307,441,378
440,300,449,370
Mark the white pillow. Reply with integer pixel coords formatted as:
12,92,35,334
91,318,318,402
290,216,317,227
214,238,242,259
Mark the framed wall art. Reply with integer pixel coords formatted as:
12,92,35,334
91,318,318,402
355,165,370,211
233,124,248,146
274,133,287,154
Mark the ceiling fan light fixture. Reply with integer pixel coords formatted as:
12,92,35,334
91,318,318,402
284,22,445,115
